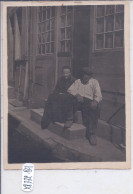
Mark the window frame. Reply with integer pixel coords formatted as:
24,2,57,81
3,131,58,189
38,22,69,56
59,6,73,54
37,6,55,55
93,5,124,52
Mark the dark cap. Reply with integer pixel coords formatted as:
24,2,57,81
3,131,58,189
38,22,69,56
81,67,92,76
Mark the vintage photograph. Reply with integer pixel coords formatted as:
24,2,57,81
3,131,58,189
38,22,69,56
4,2,130,169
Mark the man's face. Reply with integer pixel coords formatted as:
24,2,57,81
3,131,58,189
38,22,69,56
62,69,71,79
82,74,90,84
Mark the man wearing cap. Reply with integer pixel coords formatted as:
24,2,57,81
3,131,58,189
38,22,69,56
41,66,76,129
67,67,102,145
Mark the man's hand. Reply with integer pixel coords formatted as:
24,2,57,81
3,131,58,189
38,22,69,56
91,100,98,110
76,94,83,103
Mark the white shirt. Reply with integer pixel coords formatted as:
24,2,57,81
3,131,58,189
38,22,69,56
67,78,102,103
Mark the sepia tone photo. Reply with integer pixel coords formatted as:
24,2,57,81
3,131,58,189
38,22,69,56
3,1,130,169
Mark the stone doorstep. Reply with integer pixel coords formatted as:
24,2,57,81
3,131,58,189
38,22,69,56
48,122,86,140
31,109,86,140
30,108,125,145
97,120,125,145
31,109,83,125
30,108,44,124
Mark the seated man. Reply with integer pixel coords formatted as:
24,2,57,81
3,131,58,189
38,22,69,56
67,67,102,145
41,66,76,129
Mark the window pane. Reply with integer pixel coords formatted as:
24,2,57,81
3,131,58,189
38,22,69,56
42,44,45,54
42,8,46,21
38,34,41,43
46,20,50,31
38,23,41,33
106,5,115,15
97,5,105,17
66,40,71,52
115,31,124,48
106,15,114,32
39,7,42,12
61,28,65,40
51,42,54,53
105,33,113,48
61,41,65,52
96,34,104,49
38,12,42,22
38,44,41,54
42,22,46,32
38,7,42,22
47,8,50,19
46,43,50,53
116,5,124,13
46,32,50,42
67,13,72,26
115,13,124,30
61,15,66,27
51,19,55,30
51,7,55,18
51,31,54,41
61,7,66,15
42,33,45,43
96,18,104,33
66,27,72,39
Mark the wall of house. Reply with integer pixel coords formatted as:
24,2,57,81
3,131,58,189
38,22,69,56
89,6,125,128
90,50,125,127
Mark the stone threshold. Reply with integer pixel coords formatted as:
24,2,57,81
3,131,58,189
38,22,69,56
31,108,125,146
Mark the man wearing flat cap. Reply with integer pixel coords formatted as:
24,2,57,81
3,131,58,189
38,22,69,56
67,67,102,145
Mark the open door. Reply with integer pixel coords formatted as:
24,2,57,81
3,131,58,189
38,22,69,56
73,6,90,78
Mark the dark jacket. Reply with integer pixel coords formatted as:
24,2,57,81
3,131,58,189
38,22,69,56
54,76,76,94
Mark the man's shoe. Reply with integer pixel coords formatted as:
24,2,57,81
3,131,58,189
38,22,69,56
88,134,97,146
64,120,73,128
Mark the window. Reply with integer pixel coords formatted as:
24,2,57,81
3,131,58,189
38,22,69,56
60,6,73,53
38,7,55,54
95,5,124,50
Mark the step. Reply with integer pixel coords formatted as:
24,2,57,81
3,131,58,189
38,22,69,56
30,108,44,124
97,120,125,145
31,109,86,140
9,99,24,107
8,86,16,99
30,109,83,125
48,122,86,140
30,108,125,146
